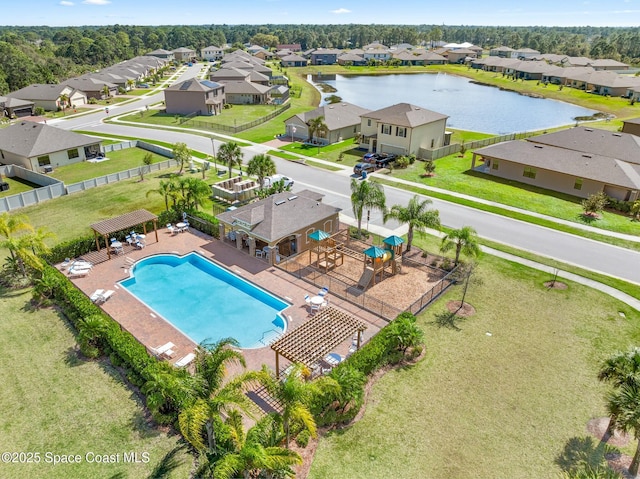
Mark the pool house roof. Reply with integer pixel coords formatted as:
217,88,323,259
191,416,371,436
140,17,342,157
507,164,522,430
271,306,367,377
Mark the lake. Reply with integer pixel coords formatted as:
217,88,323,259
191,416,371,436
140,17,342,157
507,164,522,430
314,73,598,135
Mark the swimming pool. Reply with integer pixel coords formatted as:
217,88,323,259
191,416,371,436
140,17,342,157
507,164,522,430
119,253,289,348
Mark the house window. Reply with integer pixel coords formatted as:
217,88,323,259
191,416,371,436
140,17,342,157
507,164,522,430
523,166,537,179
492,160,499,170
367,119,371,127
382,124,391,135
396,127,407,138
574,178,583,190
37,155,51,166
67,148,79,159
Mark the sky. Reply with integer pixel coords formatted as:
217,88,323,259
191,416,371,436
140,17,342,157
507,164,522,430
3,0,640,27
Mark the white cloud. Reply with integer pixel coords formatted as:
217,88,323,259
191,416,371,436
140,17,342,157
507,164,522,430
82,0,111,5
330,7,351,14
60,0,74,5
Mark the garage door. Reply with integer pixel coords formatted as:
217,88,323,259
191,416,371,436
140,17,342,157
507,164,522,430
379,144,406,156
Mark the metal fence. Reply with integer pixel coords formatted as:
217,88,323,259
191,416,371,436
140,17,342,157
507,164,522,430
403,258,458,316
183,103,291,134
419,131,538,160
0,165,66,213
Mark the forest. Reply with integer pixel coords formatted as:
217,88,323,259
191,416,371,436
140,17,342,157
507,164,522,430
0,23,639,95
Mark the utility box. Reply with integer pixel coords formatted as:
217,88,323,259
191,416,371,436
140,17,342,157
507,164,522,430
0,182,9,192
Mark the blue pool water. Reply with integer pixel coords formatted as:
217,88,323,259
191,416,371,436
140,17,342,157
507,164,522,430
120,253,289,348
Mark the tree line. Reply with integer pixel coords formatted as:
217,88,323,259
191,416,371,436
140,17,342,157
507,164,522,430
1,24,639,94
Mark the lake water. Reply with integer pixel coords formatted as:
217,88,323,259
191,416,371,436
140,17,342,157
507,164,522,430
315,73,598,135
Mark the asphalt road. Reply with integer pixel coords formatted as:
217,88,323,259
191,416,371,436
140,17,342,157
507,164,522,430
51,66,640,285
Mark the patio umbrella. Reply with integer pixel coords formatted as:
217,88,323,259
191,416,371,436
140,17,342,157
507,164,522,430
383,235,405,247
308,230,330,242
363,246,386,258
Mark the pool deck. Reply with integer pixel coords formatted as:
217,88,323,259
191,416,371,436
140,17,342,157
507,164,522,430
65,229,386,373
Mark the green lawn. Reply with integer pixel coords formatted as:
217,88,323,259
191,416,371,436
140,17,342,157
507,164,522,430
0,287,191,479
50,148,171,184
0,176,41,197
309,241,640,479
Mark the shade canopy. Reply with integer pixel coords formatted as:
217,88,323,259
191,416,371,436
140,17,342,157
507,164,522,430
363,246,386,258
308,229,330,242
383,235,405,246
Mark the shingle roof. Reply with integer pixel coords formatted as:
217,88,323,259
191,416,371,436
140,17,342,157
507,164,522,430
222,80,271,95
0,96,33,108
288,102,371,131
165,78,222,92
0,121,99,158
6,84,70,101
216,189,340,243
63,77,118,92
361,103,448,128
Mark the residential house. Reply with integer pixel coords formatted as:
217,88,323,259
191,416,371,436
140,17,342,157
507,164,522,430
363,47,392,62
589,59,629,71
269,85,289,105
0,121,101,171
62,77,118,100
586,72,640,96
541,66,595,85
390,43,415,51
513,48,541,59
512,60,556,80
471,127,640,202
311,48,342,65
201,45,224,62
247,44,267,55
284,102,371,144
173,47,197,63
337,52,366,66
222,81,271,105
216,189,341,262
164,78,225,115
362,41,388,50
359,103,449,157
254,50,275,61
277,44,302,52
392,51,420,66
622,118,640,136
280,54,308,67
147,49,175,61
445,48,479,64
6,84,87,111
489,46,515,58
210,67,251,82
415,52,447,65
220,60,273,78
0,96,34,118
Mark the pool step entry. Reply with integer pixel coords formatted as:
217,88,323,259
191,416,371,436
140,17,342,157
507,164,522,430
259,329,281,346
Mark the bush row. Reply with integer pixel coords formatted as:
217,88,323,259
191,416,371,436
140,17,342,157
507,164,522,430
606,197,634,214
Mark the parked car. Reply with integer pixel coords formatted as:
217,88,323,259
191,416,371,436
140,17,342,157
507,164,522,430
363,152,382,163
263,174,294,188
375,154,397,168
353,163,376,175
137,83,150,88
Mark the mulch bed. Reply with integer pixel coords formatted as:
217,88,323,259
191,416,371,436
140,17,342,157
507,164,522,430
446,300,476,317
544,281,567,290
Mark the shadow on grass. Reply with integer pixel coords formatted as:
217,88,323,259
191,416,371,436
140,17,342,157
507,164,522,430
555,436,620,477
579,213,600,224
431,310,467,331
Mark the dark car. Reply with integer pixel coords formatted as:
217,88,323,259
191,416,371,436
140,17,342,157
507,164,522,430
362,152,381,163
375,153,397,168
353,162,376,175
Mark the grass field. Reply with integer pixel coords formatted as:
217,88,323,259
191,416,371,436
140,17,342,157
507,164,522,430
309,242,640,479
0,176,41,197
0,287,191,479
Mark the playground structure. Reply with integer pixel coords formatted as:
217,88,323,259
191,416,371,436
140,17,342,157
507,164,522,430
308,230,344,273
210,176,259,205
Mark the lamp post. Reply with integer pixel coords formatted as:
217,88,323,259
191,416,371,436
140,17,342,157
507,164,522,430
211,137,217,171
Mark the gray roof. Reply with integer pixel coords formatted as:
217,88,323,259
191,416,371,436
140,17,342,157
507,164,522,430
474,140,640,189
529,127,640,165
210,67,251,80
311,49,342,56
221,80,271,95
6,83,70,101
63,77,118,92
165,77,223,92
216,189,341,243
288,102,371,131
173,47,195,53
0,121,98,158
148,49,173,55
338,52,365,62
361,103,448,128
0,96,33,108
280,54,307,62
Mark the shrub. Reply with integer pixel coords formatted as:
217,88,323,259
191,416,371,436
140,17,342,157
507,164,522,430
295,429,311,448
43,236,97,264
394,156,410,169
34,106,45,116
582,191,608,217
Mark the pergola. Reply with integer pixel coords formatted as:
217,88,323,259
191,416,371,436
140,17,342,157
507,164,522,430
271,306,367,378
90,209,159,260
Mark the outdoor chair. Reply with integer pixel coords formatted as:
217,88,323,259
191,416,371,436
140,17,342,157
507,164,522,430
255,250,263,258
90,289,105,302
135,241,145,249
126,235,134,245
94,290,115,304
318,287,329,297
175,352,195,367
304,294,311,305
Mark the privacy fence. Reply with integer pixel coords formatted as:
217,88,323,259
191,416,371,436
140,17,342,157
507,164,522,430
419,130,537,160
180,103,291,134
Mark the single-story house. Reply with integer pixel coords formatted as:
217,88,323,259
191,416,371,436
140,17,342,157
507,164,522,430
173,47,197,63
622,118,640,137
540,66,595,85
280,54,308,67
284,102,371,144
0,121,101,172
164,78,225,115
201,45,224,62
270,85,289,104
359,103,449,157
147,49,175,61
62,77,118,100
277,43,302,52
220,60,273,78
513,48,541,60
489,46,515,58
446,48,478,64
588,59,629,71
6,84,87,111
0,96,34,118
222,81,272,105
415,52,447,65
254,50,275,61
216,189,341,263
471,127,640,201
337,52,366,66
311,49,342,65
512,60,556,80
210,67,251,83
392,51,420,66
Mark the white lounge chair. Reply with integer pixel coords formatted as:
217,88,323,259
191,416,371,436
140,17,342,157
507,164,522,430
135,241,145,249
68,266,92,278
304,294,311,305
90,289,105,302
151,342,175,359
95,290,115,304
175,352,195,367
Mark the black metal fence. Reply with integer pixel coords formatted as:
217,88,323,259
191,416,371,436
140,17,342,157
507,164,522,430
180,103,291,134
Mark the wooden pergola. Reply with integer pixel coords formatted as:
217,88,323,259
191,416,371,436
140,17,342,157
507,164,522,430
90,209,159,260
271,306,367,378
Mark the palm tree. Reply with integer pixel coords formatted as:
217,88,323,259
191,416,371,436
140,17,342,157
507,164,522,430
259,364,339,447
213,411,302,479
350,178,386,238
0,213,33,263
102,84,112,99
440,225,481,265
58,93,69,115
246,153,276,189
183,177,211,211
218,141,244,179
126,79,135,92
599,348,640,437
606,382,640,476
307,116,328,143
179,338,259,455
0,213,50,276
146,179,176,211
383,195,440,252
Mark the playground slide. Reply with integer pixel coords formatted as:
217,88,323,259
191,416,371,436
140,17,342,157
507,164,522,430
357,266,375,290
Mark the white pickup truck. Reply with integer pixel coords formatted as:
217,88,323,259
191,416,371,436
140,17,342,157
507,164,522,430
262,174,294,188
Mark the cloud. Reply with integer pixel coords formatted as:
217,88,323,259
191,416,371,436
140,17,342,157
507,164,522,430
330,7,351,14
59,0,74,5
82,0,111,4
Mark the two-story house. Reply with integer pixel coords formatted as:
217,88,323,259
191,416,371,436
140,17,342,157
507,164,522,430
164,78,225,115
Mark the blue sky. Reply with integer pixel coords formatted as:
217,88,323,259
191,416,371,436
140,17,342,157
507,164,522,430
4,0,640,27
